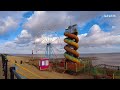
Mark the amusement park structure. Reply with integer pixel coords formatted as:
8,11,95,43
45,43,56,60
33,31,63,60
64,24,83,72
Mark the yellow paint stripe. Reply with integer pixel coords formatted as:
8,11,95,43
15,63,43,79
10,61,43,79
16,70,31,79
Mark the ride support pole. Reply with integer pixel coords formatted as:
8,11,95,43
75,63,77,72
112,73,114,79
65,61,67,70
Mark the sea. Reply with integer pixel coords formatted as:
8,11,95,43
5,53,120,66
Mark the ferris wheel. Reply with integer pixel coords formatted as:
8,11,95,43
32,26,64,60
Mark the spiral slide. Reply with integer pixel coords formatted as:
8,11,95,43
64,30,80,64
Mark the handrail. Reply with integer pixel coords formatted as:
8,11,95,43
13,70,22,79
10,67,23,79
10,61,44,79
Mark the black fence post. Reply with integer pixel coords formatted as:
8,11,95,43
1,54,8,79
10,67,15,79
4,60,8,79
1,54,4,68
118,66,119,70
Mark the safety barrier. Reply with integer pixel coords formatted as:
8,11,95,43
10,67,22,79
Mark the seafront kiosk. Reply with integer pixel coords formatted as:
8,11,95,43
39,58,49,70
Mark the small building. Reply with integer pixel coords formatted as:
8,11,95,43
39,58,49,70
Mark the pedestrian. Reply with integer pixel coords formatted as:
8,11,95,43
15,60,17,63
20,60,23,64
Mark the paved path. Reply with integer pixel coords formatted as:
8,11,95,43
15,63,94,79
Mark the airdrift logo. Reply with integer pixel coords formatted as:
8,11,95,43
104,14,116,18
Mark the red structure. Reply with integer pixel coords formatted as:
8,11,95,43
39,58,49,70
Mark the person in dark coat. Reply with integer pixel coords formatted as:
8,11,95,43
15,60,17,63
20,60,23,64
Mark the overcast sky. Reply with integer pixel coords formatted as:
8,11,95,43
0,11,120,54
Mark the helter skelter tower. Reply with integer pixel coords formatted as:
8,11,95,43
64,24,81,72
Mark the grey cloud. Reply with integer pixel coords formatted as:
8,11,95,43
0,11,27,18
2,11,120,54
79,24,120,48
0,16,18,35
23,11,119,37
14,30,32,44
